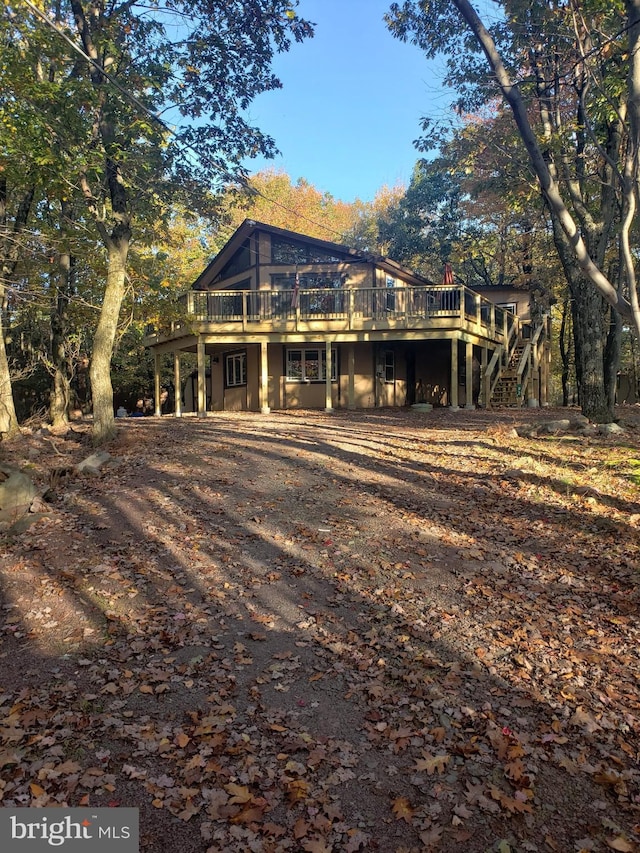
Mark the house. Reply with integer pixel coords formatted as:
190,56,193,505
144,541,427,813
144,220,551,415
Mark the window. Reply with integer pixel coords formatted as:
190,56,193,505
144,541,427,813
270,273,346,314
497,302,517,315
383,350,395,383
385,276,396,311
286,347,337,382
216,240,252,280
271,273,344,290
225,351,247,387
271,237,344,264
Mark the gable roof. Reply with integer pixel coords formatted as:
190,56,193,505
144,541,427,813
192,219,433,290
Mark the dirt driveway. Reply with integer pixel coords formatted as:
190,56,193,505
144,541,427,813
1,407,640,852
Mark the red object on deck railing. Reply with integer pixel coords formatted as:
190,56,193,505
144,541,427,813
442,263,454,286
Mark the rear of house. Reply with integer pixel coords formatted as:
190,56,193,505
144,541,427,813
145,220,550,414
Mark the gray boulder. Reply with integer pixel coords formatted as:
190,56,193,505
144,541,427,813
75,450,112,476
0,466,38,527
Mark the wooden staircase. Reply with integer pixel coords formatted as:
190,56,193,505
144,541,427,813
480,316,549,408
491,344,526,406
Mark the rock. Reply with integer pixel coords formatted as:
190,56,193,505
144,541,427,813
75,450,112,475
540,419,572,434
29,495,50,514
597,422,625,435
515,425,538,438
571,414,590,427
0,466,38,527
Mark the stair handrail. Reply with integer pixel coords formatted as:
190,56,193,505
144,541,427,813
480,344,504,406
516,341,532,400
503,316,520,366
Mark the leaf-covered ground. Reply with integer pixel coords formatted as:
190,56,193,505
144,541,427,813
1,407,640,853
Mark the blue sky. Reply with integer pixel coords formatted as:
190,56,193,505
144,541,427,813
244,0,453,203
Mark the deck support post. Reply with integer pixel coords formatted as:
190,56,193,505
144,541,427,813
347,344,356,410
450,337,459,409
259,340,270,414
154,352,162,416
529,346,540,408
465,341,475,409
481,344,489,408
174,351,182,417
197,336,207,418
325,340,334,412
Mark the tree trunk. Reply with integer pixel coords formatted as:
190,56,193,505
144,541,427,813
604,308,621,413
0,179,34,438
559,297,571,408
570,277,612,422
0,320,18,438
548,208,612,421
49,208,75,428
89,237,128,444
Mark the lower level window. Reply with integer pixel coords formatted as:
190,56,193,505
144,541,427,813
226,351,247,387
286,347,337,382
384,350,395,383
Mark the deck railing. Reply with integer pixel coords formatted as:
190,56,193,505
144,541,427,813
174,284,510,336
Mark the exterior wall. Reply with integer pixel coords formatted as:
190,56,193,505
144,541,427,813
210,357,224,410
180,340,456,412
224,385,247,411
374,343,408,407
268,342,378,410
268,345,283,409
258,231,271,265
339,343,376,408
246,345,259,410
283,380,333,409
473,286,531,321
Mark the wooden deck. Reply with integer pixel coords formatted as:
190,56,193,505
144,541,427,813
144,285,518,346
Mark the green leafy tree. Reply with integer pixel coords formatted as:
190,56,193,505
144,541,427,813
2,0,313,442
387,0,640,422
376,157,463,278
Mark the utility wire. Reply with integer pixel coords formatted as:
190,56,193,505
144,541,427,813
13,0,359,243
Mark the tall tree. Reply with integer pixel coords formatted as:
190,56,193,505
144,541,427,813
0,178,34,437
228,170,358,240
386,0,639,421
4,0,313,442
376,157,463,278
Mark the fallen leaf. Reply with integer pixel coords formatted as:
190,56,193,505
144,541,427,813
606,838,635,852
391,795,414,823
415,752,450,775
419,825,443,847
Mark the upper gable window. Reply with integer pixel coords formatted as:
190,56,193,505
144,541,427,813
216,239,252,281
271,237,344,265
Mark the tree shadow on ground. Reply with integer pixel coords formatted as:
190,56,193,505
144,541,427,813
0,410,638,852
